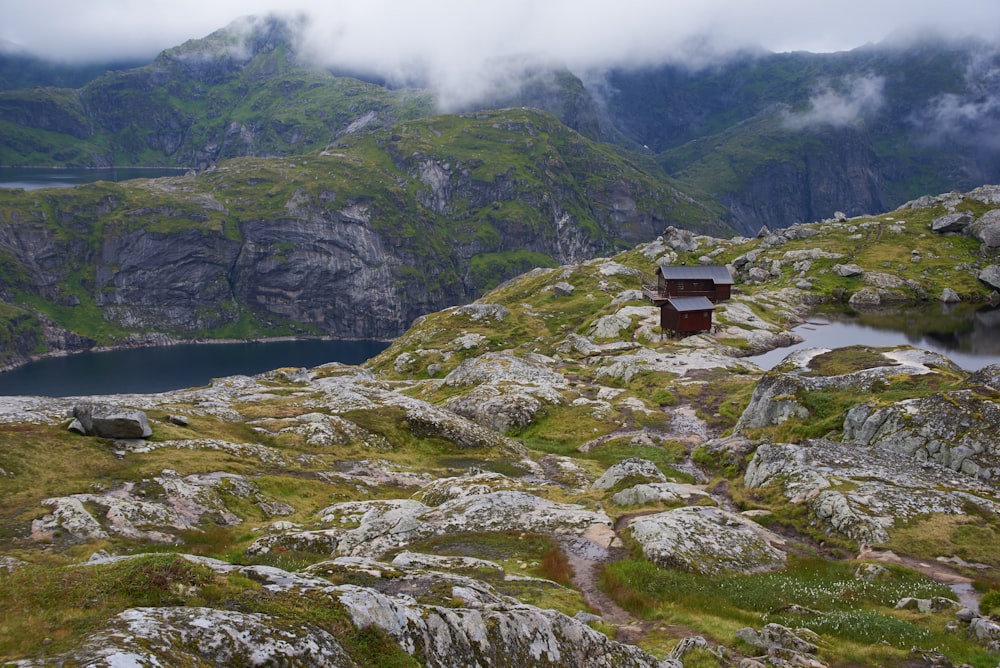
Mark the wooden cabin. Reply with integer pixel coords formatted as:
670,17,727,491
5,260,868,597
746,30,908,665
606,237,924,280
653,264,733,302
643,263,732,336
659,296,715,335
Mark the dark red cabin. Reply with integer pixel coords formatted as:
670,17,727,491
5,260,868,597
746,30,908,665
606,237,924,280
654,265,733,302
659,296,715,334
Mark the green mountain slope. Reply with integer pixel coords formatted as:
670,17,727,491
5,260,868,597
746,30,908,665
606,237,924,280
0,107,729,367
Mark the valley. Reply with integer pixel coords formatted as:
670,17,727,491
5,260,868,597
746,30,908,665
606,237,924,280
1,187,999,666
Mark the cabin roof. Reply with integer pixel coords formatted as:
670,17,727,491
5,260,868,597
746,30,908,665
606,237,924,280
666,296,716,312
656,264,733,285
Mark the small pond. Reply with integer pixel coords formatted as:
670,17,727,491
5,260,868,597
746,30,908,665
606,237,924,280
751,303,1000,371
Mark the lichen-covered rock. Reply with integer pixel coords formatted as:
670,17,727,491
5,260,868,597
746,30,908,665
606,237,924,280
940,287,961,302
413,471,530,506
832,263,864,277
590,313,633,340
453,303,510,322
627,506,786,575
735,347,960,433
610,482,710,507
317,491,611,559
30,471,281,544
744,439,999,545
444,385,544,432
843,391,1000,480
968,364,1000,391
736,623,825,667
591,458,666,491
894,596,960,613
20,606,356,668
444,351,565,389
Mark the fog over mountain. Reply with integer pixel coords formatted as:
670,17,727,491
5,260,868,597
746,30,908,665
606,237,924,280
4,0,1000,106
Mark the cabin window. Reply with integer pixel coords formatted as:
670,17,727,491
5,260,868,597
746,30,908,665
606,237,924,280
676,282,684,290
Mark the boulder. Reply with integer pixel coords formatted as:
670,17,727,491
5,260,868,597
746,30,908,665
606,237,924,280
848,288,881,306
412,471,528,506
453,303,510,322
939,287,961,303
443,351,565,389
552,281,575,296
979,265,1000,291
832,263,864,277
590,313,632,340
445,385,543,432
71,403,152,439
931,212,973,233
967,364,1000,391
321,491,611,559
610,482,710,507
662,226,699,252
895,597,960,613
627,506,786,575
591,458,666,491
968,209,1000,247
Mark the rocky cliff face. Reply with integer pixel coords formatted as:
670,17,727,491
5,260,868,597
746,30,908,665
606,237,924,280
0,109,725,366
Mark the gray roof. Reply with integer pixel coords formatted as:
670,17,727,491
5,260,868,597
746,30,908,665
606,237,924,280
666,296,716,312
656,264,733,285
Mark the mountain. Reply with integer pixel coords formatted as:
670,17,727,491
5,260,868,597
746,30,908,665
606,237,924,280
0,107,728,369
1,186,999,667
4,16,1000,233
600,40,1000,232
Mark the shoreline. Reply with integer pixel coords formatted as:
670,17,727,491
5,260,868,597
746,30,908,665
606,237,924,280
0,334,396,375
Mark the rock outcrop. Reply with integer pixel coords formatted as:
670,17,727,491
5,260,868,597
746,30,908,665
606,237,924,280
626,506,787,574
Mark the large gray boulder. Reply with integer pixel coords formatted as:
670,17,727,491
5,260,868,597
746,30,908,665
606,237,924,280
931,212,974,233
71,403,152,439
979,265,1000,291
591,458,666,491
626,506,786,575
969,209,1000,247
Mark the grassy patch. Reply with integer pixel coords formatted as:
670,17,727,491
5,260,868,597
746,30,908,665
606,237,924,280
0,554,229,660
600,554,996,667
804,346,897,376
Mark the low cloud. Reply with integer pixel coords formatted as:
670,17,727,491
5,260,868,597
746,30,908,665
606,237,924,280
910,49,1000,148
783,75,886,129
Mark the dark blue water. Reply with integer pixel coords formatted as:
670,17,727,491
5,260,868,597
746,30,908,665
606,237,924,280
0,167,187,190
0,339,389,397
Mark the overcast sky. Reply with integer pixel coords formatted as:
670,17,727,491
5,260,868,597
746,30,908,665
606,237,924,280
4,0,1000,62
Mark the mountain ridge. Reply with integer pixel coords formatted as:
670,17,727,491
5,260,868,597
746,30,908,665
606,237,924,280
3,16,1000,231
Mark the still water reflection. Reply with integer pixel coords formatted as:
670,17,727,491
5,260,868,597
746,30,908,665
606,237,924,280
751,303,1000,371
0,339,389,397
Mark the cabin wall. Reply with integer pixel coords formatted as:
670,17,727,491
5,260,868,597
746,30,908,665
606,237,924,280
660,307,713,334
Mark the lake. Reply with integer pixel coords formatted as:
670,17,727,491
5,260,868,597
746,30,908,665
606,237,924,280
0,167,187,190
751,303,1000,371
0,339,389,397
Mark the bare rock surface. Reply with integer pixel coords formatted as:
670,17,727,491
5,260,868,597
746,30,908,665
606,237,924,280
745,439,999,545
626,506,787,574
